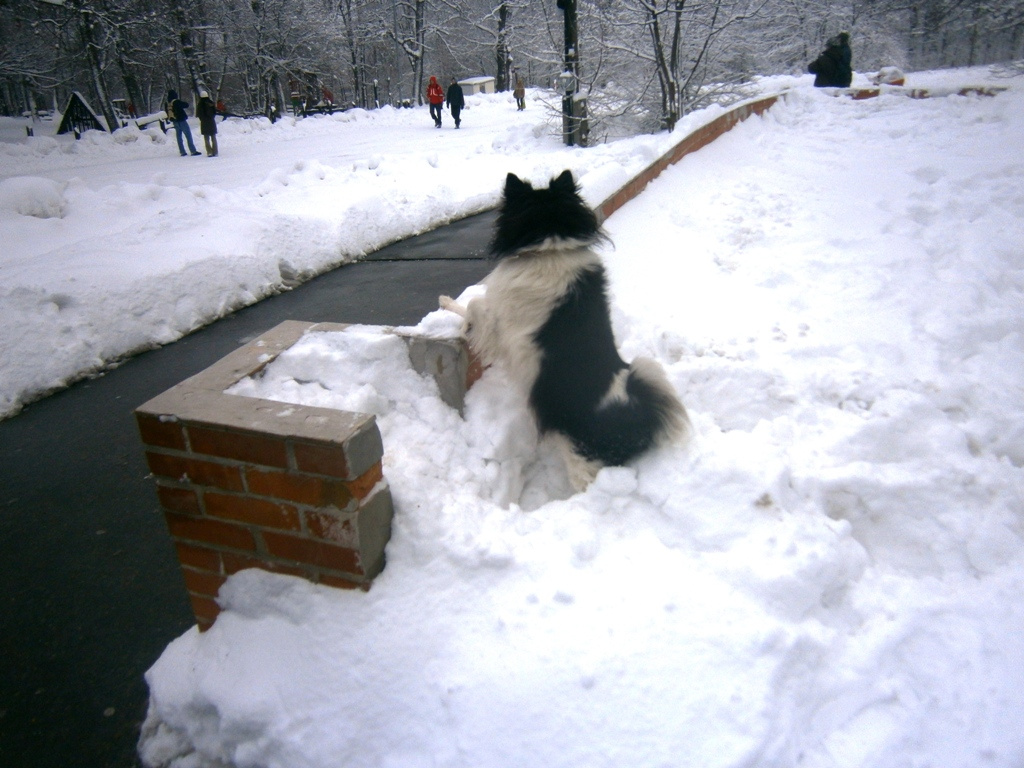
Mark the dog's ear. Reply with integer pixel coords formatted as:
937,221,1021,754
504,173,530,200
551,169,576,193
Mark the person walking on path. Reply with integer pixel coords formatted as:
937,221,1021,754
808,32,853,88
446,78,465,129
196,89,219,157
513,75,526,110
427,76,444,127
165,89,201,156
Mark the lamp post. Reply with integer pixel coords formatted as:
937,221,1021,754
558,70,576,146
556,0,578,81
556,0,585,146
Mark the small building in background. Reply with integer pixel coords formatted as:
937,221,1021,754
457,76,495,95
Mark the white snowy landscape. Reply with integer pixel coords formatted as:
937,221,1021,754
3,66,1024,767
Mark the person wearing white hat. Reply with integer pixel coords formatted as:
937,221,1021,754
195,88,219,157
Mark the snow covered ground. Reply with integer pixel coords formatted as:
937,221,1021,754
4,66,1024,767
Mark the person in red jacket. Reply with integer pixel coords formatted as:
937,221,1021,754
427,76,444,128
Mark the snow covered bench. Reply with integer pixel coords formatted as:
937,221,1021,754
136,320,478,630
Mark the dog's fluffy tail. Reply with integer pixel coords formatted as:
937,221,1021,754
573,358,689,467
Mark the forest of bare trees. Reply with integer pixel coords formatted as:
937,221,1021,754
1,0,1022,140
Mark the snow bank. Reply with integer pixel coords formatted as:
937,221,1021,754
0,175,68,218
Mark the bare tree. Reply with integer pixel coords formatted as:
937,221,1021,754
577,0,767,133
339,0,370,106
0,2,61,115
394,0,427,103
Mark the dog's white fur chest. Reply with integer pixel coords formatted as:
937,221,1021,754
466,247,599,392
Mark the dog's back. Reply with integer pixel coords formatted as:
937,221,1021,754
467,171,688,475
533,261,686,466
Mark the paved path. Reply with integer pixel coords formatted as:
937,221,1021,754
0,211,495,768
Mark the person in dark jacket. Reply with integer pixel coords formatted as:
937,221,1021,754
808,32,853,88
446,78,465,129
165,89,201,156
196,89,218,157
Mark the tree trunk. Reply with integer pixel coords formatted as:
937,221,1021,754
75,4,120,131
645,1,681,130
167,0,210,92
413,0,426,105
340,0,365,108
496,3,511,91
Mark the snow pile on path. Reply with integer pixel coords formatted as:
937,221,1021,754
139,76,1024,768
0,176,68,218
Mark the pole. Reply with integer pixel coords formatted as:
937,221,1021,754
563,0,578,81
393,0,402,105
557,0,578,145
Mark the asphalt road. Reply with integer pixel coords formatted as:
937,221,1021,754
0,211,495,768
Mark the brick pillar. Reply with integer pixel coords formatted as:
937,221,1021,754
136,321,394,630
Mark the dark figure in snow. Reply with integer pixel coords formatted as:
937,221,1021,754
196,89,218,157
808,32,853,88
446,78,465,129
165,89,201,156
427,76,444,127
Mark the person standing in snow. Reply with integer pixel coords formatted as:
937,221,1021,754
513,75,526,111
196,89,218,157
835,32,853,85
427,76,444,128
808,32,853,88
165,89,201,156
446,78,465,129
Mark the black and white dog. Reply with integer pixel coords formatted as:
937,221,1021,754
441,170,688,489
